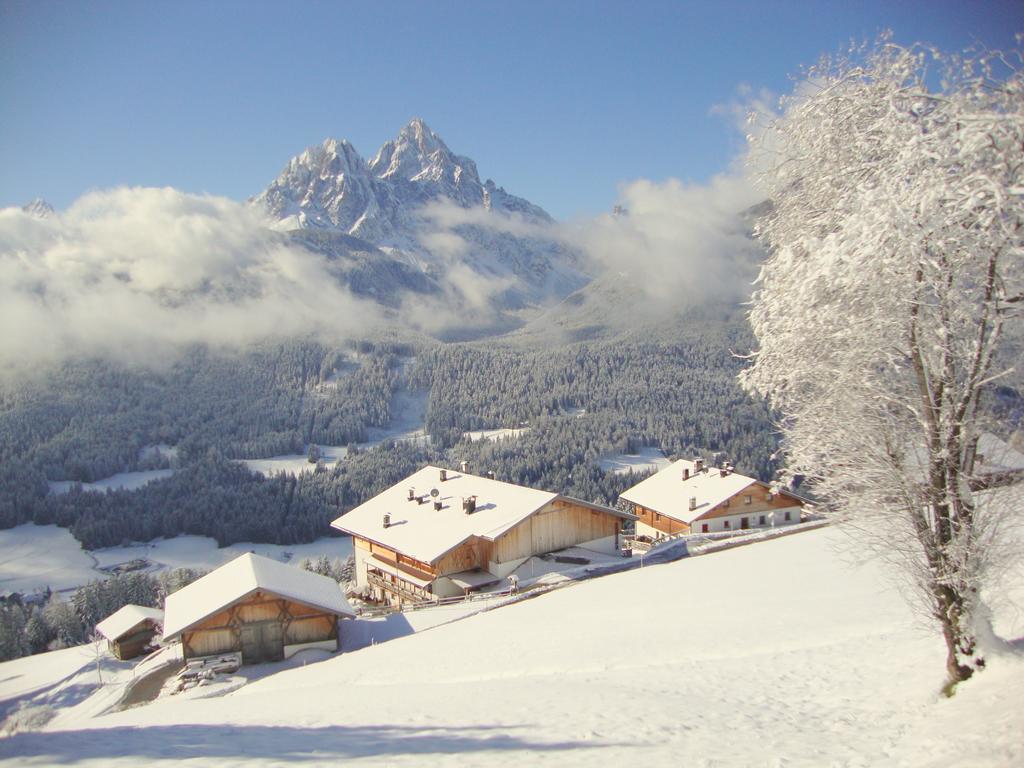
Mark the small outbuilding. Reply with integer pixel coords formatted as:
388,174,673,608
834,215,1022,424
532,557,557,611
95,604,164,660
162,553,355,665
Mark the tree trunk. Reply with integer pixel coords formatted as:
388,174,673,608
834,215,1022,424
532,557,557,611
936,583,979,695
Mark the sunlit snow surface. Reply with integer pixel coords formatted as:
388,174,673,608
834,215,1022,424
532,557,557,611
47,469,175,495
2,509,1021,767
0,524,352,595
597,446,671,475
463,427,530,442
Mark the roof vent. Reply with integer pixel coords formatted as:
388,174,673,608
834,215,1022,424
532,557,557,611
689,497,697,511
460,460,469,474
383,513,391,528
440,468,448,482
462,496,477,514
486,470,496,480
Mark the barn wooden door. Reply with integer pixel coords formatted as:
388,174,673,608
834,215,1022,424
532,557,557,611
240,620,285,664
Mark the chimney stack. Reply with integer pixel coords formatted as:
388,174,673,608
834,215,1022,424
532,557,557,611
440,468,448,482
683,467,690,480
695,457,704,473
407,488,415,501
433,500,442,511
689,497,697,511
486,470,496,480
383,513,391,528
462,496,477,514
460,460,469,474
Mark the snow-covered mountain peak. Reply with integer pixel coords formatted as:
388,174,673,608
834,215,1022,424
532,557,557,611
22,198,55,218
370,118,481,193
251,120,585,311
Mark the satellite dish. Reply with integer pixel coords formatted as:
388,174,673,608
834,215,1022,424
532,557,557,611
430,488,440,498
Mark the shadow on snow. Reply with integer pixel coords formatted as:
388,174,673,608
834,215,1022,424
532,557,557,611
0,722,625,762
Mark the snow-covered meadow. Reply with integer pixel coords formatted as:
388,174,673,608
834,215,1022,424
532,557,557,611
47,469,175,496
2,521,1021,766
597,446,671,475
0,524,352,595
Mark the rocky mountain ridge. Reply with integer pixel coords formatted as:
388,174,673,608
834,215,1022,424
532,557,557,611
251,118,584,309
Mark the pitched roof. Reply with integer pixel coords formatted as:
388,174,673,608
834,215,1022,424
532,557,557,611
976,432,1024,475
620,459,778,525
95,604,164,642
162,553,355,640
332,465,632,564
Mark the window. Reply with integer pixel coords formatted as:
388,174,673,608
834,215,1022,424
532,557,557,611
744,495,752,505
784,511,792,521
701,524,709,533
724,520,731,529
759,515,766,525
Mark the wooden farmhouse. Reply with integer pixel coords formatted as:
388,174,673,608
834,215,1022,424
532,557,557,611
620,458,805,539
95,604,164,660
332,465,636,607
161,553,355,665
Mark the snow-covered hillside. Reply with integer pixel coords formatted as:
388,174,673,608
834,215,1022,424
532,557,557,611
2,523,1021,766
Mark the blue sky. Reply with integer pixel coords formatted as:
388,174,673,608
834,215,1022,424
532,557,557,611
1,1,1020,219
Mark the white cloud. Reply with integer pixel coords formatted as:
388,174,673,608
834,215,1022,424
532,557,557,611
563,173,764,305
0,187,384,371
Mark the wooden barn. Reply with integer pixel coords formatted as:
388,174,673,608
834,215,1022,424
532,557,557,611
95,604,164,660
620,458,805,539
161,553,356,664
332,465,635,606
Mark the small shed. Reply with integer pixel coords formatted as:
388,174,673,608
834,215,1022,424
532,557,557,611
161,553,356,665
95,604,164,660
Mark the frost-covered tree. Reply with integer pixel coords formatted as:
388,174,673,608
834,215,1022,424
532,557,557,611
742,36,1023,692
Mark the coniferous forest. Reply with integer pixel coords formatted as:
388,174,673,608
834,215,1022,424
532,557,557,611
0,315,782,553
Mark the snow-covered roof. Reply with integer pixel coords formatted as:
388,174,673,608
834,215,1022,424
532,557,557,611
95,604,164,642
332,465,631,564
620,460,785,525
975,432,1024,475
162,553,355,640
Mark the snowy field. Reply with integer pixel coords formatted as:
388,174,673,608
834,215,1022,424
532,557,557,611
2,520,1021,767
0,524,352,595
240,447,348,477
463,427,530,442
597,446,671,475
0,525,99,595
241,389,430,477
47,469,175,496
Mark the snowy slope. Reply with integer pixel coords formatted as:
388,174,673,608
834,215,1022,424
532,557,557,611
2,524,1021,766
